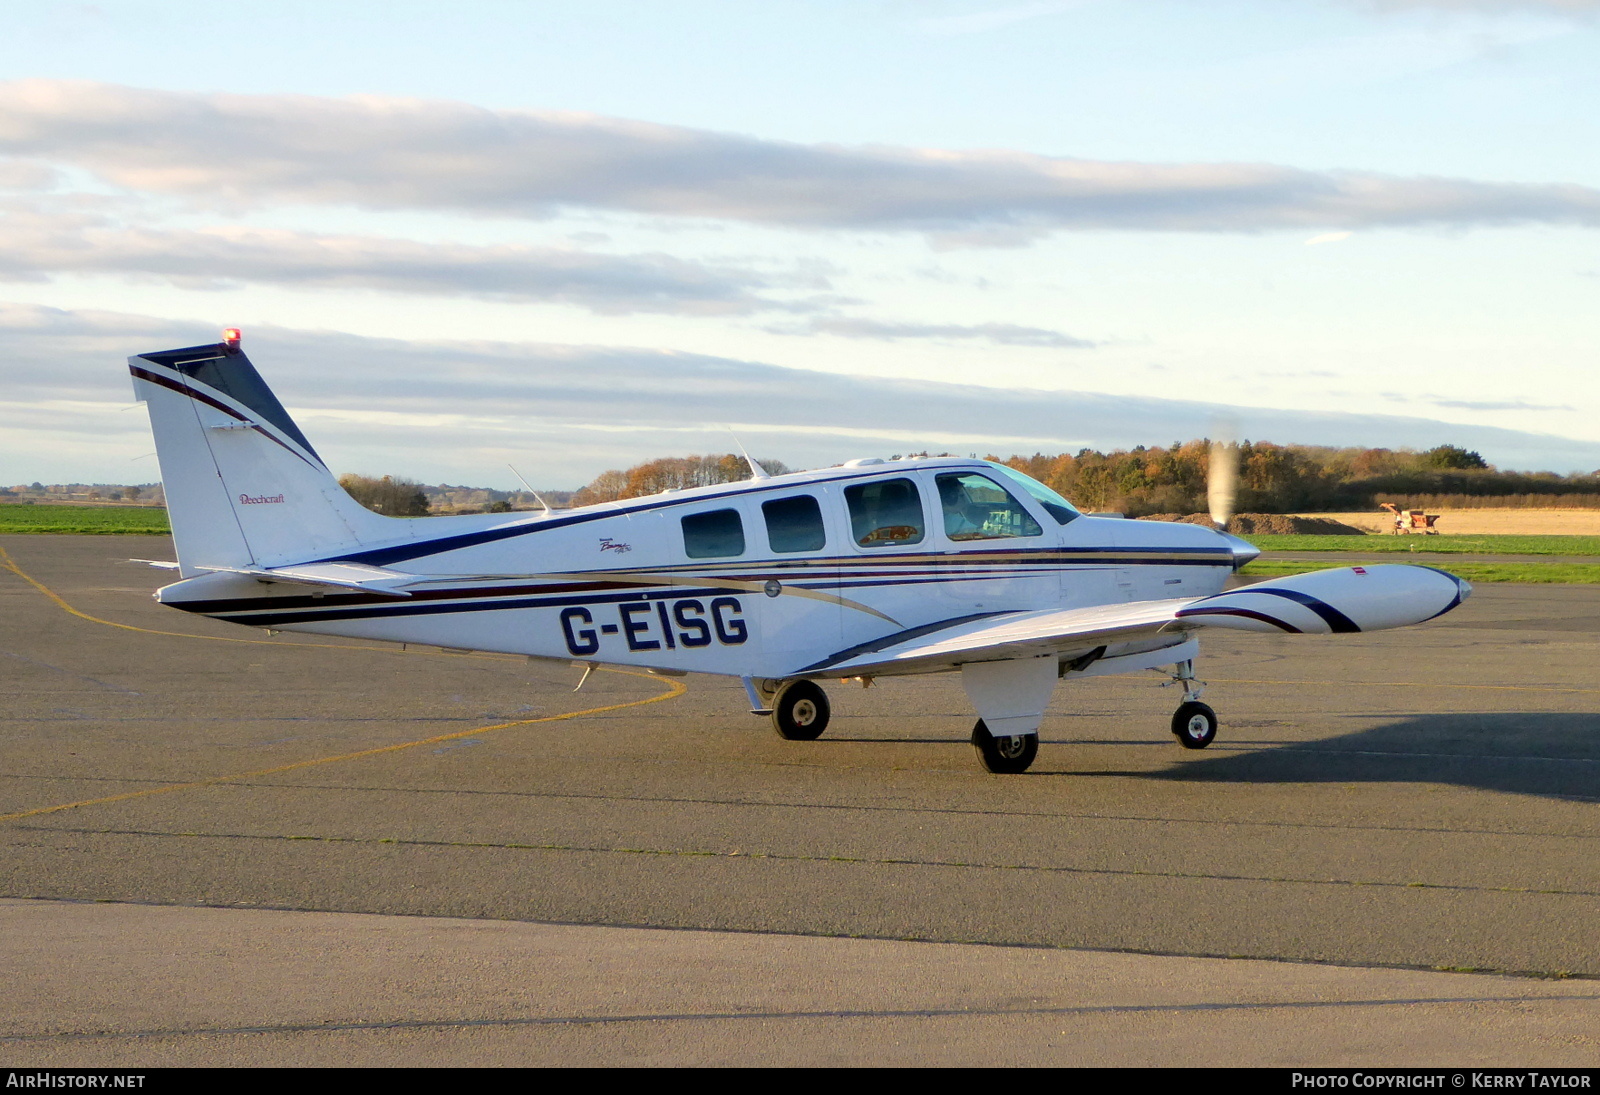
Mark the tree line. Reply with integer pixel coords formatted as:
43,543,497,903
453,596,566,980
338,457,792,516
570,454,791,507
338,443,1600,519
338,475,431,516
565,443,1599,516
995,443,1600,516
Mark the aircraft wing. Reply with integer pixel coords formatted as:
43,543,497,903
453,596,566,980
797,564,1469,678
796,599,1192,677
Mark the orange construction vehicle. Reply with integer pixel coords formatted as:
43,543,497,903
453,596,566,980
1379,502,1440,534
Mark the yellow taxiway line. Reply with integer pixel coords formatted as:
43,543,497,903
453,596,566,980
0,545,687,823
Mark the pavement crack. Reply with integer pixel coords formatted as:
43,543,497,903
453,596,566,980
64,778,1599,844
22,824,1600,899
7,992,1600,1044
0,650,142,696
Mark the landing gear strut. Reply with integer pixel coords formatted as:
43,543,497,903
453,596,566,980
771,680,830,740
1168,659,1217,749
971,719,1038,774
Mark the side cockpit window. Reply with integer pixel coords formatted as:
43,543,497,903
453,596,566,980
936,473,1043,541
989,463,1079,525
845,478,925,548
763,495,826,553
682,508,745,558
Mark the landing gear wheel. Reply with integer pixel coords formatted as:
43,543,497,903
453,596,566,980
971,719,1038,774
771,680,830,741
1171,701,1218,749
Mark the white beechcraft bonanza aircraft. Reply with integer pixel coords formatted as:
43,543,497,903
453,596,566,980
130,331,1471,774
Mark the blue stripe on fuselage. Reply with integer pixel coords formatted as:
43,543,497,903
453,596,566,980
183,583,773,627
177,557,1226,629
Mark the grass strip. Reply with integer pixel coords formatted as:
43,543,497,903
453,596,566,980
1244,533,1600,556
1241,560,1600,584
0,503,170,534
7,505,1600,561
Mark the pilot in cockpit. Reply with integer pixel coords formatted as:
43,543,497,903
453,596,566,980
938,477,987,540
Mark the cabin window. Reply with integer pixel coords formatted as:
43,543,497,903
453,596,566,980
682,508,746,558
936,473,1043,541
763,495,826,553
844,478,925,548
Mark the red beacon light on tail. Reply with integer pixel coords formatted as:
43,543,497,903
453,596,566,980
221,328,242,354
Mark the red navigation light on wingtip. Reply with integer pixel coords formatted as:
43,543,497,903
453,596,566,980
221,328,242,354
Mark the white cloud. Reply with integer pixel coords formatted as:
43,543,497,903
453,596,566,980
3,81,1599,241
1305,231,1354,245
1426,397,1574,411
0,159,56,189
770,317,1097,348
916,1,1096,36
1357,1,1599,12
0,202,812,315
4,302,1598,486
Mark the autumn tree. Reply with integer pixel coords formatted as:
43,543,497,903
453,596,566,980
569,469,629,507
572,454,789,506
1421,445,1489,470
338,474,430,516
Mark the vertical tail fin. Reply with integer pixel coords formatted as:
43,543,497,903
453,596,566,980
130,333,397,576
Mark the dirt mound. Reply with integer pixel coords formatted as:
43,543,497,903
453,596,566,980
1232,513,1370,535
1139,513,1216,527
1137,513,1369,535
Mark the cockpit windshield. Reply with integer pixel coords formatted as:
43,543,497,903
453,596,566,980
986,463,1080,525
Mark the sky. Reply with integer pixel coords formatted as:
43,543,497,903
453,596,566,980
2,0,1598,488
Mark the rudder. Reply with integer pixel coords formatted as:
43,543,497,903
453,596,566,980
130,332,397,576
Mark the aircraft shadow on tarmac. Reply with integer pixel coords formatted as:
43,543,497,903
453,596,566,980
1111,712,1600,802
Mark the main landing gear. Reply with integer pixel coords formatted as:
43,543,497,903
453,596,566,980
971,720,1038,774
770,679,830,741
1168,660,1218,749
762,677,1042,774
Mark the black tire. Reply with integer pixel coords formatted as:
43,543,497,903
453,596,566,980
1171,700,1218,749
970,719,1038,774
772,680,830,740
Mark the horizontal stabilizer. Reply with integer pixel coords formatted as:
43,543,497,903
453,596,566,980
191,561,426,597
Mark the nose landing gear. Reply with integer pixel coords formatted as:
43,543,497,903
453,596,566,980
1168,659,1218,749
1172,700,1218,749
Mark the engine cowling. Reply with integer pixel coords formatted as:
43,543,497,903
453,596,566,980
1175,564,1469,634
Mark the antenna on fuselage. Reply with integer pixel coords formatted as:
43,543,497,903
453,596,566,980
727,428,770,481
507,464,552,515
